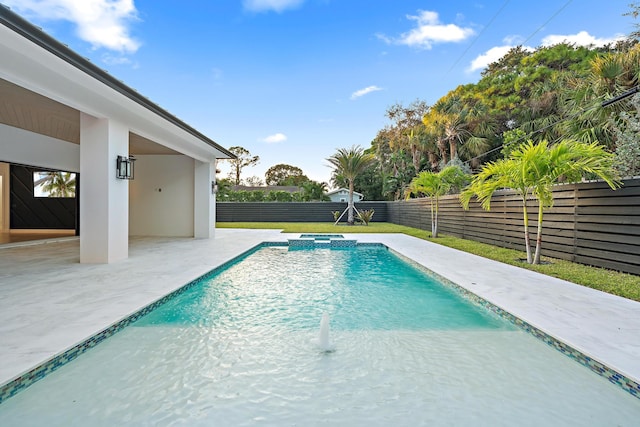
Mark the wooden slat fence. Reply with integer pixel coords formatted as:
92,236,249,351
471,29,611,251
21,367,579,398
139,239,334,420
388,178,640,275
216,179,639,274
216,202,388,223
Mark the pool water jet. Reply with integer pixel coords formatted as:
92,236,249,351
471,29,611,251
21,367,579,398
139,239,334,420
316,312,335,352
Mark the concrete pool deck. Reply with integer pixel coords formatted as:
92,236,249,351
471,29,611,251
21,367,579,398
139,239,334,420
1,229,639,396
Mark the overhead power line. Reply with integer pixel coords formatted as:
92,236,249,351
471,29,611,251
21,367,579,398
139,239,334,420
447,0,511,74
465,87,639,164
521,0,573,46
601,86,639,107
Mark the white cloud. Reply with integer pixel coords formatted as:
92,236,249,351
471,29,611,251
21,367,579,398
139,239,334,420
468,37,535,73
541,31,625,48
3,0,140,53
467,30,625,74
380,10,474,49
261,133,288,143
468,45,514,72
243,0,304,13
101,53,132,65
350,85,382,100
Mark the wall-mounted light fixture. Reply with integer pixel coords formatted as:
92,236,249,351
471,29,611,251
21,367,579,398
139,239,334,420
211,181,218,194
116,155,136,180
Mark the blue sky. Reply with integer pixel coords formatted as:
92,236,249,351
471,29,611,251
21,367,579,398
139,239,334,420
3,0,634,185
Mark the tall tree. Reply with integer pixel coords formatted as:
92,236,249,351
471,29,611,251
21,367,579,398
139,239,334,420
561,43,640,148
227,146,259,185
370,128,418,199
624,2,640,40
265,164,308,186
327,146,375,224
244,176,264,186
611,94,640,177
385,100,431,174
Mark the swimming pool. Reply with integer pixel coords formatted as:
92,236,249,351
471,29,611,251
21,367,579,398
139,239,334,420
0,244,639,425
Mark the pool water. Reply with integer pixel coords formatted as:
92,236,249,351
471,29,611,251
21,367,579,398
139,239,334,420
135,246,507,331
0,246,639,426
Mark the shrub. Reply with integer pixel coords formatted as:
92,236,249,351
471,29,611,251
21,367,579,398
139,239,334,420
356,209,375,225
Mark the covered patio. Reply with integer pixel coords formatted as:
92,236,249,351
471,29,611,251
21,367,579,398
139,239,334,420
0,7,233,262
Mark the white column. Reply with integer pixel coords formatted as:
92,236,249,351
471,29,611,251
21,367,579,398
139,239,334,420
194,159,215,239
79,113,129,263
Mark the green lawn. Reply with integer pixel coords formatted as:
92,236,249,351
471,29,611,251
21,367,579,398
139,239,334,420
217,221,640,302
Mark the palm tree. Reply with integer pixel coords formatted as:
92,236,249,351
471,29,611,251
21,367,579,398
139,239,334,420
38,172,76,197
301,181,329,201
461,140,620,264
406,166,469,237
327,146,375,224
561,45,640,148
422,109,449,165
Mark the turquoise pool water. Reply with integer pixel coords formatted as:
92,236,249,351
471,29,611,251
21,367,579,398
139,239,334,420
1,245,639,426
135,246,508,331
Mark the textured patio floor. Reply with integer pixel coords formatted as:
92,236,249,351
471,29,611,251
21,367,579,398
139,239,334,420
0,229,638,391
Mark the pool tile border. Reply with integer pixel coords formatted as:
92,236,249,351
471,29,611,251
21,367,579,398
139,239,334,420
0,243,266,404
390,248,640,400
1,241,638,404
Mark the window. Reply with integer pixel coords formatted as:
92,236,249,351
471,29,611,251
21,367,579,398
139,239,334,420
33,171,76,198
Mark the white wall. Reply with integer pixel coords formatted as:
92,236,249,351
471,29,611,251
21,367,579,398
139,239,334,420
0,123,79,172
129,155,194,237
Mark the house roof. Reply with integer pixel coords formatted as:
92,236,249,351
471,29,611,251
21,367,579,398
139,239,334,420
326,188,363,197
0,5,235,160
233,185,301,193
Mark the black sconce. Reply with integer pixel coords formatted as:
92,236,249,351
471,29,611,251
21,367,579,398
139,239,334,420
211,181,218,194
116,155,136,180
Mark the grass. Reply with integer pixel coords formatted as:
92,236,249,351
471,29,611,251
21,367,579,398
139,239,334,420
217,221,640,302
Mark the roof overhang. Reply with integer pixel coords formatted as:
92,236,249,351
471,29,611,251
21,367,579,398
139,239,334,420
0,5,235,162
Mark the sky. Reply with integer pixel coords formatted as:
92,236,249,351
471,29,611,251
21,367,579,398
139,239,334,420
2,0,635,186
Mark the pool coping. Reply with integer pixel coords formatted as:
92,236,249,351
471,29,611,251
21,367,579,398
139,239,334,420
389,248,640,400
1,237,639,404
0,243,258,403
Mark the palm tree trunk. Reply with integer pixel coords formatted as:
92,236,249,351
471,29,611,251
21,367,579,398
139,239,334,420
437,139,448,166
348,180,355,225
412,144,421,172
449,138,457,160
430,197,435,237
533,202,544,264
522,196,533,263
428,152,439,170
433,196,439,238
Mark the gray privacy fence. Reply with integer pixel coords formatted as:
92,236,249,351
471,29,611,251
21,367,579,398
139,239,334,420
388,178,640,275
216,179,640,274
216,202,388,223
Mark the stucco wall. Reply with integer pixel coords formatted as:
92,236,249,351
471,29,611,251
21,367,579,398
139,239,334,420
0,123,79,172
129,155,194,237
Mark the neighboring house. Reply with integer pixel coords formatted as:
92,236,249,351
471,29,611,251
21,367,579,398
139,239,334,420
326,188,363,203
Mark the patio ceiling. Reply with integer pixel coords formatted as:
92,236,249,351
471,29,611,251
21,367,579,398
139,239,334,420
0,77,180,156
